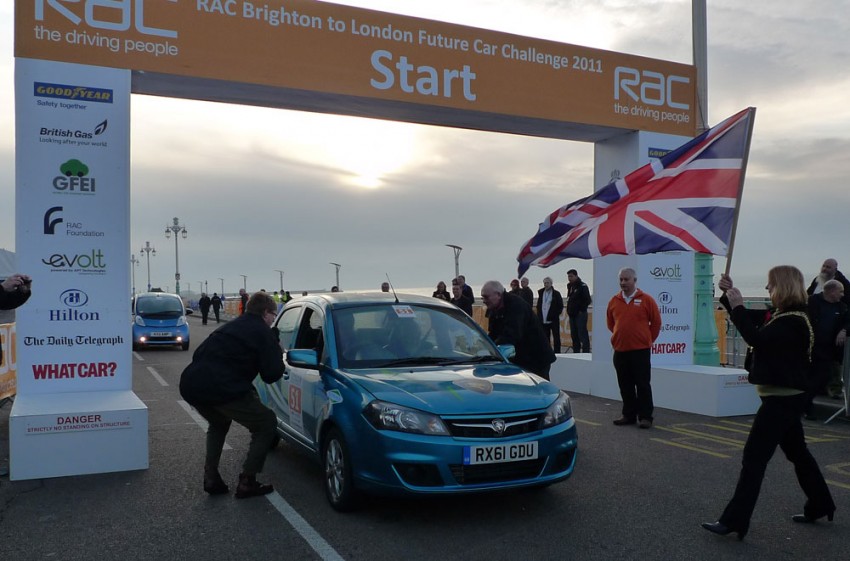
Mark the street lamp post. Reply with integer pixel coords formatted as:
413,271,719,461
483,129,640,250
140,241,155,292
130,254,139,296
446,244,462,280
218,278,224,296
274,269,284,293
164,217,188,295
329,262,341,290
240,275,247,291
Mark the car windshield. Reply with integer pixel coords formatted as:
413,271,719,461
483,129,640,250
333,303,503,369
136,296,184,318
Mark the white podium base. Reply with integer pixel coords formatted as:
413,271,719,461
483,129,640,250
551,354,760,417
9,390,149,480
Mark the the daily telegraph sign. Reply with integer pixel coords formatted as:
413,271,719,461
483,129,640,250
16,0,698,140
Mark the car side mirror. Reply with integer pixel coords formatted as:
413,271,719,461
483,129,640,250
287,349,319,370
497,344,516,360
185,309,193,315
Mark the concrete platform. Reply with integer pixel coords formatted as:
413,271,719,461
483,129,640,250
9,390,148,480
550,354,760,417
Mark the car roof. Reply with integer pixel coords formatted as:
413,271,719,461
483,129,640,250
135,292,182,300
290,292,456,310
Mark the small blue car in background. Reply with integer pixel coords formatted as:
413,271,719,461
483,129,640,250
132,292,190,351
254,293,578,511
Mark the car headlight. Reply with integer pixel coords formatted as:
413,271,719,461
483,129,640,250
364,400,449,435
134,316,145,326
177,316,187,326
541,391,572,428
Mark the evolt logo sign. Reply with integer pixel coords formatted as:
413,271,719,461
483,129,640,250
614,67,690,110
35,0,177,38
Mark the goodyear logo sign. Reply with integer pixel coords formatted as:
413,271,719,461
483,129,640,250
34,82,113,103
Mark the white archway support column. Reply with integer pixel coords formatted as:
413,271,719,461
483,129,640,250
10,59,148,480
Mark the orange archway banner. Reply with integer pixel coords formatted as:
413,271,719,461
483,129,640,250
16,0,696,140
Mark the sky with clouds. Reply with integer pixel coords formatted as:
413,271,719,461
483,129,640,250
1,0,848,296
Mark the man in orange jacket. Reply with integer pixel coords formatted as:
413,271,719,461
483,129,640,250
606,267,661,429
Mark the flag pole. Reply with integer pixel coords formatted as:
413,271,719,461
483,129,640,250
723,107,757,276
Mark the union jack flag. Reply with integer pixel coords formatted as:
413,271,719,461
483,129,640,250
517,108,755,276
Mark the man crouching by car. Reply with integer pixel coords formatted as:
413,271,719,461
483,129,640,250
180,292,284,498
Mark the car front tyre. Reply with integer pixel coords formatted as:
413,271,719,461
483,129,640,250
322,427,360,512
181,342,190,351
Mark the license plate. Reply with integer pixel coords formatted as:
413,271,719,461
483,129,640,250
150,331,172,337
463,442,538,465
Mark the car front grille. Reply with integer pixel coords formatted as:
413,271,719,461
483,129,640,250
444,414,541,438
449,459,545,485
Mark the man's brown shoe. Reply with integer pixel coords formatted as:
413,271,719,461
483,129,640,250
638,419,653,429
235,473,274,499
613,416,637,426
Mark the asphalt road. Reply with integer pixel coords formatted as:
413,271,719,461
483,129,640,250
1,315,849,561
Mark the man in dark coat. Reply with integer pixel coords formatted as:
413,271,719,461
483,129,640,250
210,293,222,323
180,292,284,498
536,276,565,353
805,279,849,417
482,280,556,380
0,273,31,367
450,278,473,316
198,293,211,325
519,277,534,308
566,269,592,353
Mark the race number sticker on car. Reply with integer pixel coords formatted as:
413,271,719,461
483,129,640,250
288,372,305,435
392,305,416,318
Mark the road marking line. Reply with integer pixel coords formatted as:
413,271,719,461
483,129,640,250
704,423,751,436
650,438,731,458
177,400,231,450
825,479,850,491
133,351,144,361
574,418,601,426
718,420,752,428
266,493,345,561
656,425,745,447
147,366,168,386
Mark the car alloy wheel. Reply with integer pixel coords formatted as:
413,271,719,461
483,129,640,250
322,427,359,511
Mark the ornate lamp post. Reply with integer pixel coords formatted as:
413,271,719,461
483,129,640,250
274,269,284,293
218,277,224,296
164,217,187,295
446,244,462,280
240,274,247,291
140,241,155,292
329,262,341,290
130,254,139,296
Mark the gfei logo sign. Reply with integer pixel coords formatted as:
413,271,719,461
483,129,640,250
53,159,96,194
41,250,107,275
35,0,177,38
648,264,683,282
614,67,690,110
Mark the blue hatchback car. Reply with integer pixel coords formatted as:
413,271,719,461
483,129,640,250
132,292,190,351
254,293,578,511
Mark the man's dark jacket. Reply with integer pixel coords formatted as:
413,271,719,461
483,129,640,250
451,294,473,316
488,292,555,376
519,287,534,308
0,286,30,365
536,287,564,323
198,295,211,312
566,279,592,316
180,314,284,406
807,269,850,306
807,293,850,361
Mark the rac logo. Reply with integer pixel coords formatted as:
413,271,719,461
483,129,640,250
35,0,177,38
614,66,690,110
